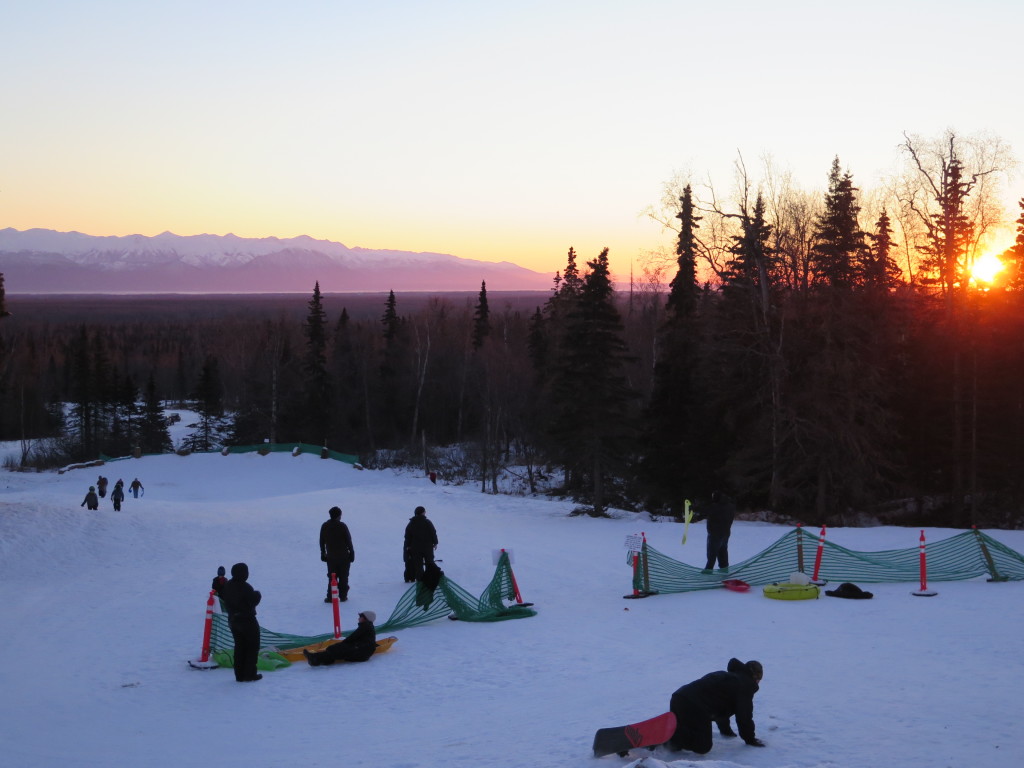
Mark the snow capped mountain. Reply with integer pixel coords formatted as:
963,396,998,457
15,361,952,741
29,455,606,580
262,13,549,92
0,228,552,293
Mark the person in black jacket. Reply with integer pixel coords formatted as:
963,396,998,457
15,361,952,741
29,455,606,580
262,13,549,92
320,506,354,603
667,658,765,753
81,486,99,510
211,565,227,595
218,562,263,682
403,505,438,583
303,610,377,666
703,491,735,571
110,480,125,511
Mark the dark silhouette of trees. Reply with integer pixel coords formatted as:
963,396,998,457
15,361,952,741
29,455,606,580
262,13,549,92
139,372,172,454
548,248,636,514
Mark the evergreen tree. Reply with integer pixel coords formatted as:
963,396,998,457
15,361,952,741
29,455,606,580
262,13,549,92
382,290,399,345
139,372,172,454
712,193,782,506
641,185,704,509
188,355,227,452
300,281,332,444
810,157,864,289
0,272,10,318
548,249,636,514
665,184,701,318
1004,198,1024,290
472,281,490,350
863,210,903,291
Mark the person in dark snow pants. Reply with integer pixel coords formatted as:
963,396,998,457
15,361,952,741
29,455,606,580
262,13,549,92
303,611,377,666
403,505,438,583
667,658,765,753
320,506,354,602
702,491,735,571
217,562,263,682
96,476,108,498
110,481,125,511
81,486,99,510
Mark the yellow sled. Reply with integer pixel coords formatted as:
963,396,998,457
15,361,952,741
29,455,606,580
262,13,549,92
276,635,398,662
763,583,820,601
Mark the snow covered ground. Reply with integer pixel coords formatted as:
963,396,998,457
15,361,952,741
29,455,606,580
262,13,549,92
1,444,1022,768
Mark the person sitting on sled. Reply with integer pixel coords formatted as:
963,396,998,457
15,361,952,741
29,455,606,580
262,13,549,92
303,610,377,666
667,658,765,753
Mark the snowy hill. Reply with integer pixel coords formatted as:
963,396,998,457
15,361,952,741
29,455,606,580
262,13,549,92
0,228,552,293
1,451,1022,768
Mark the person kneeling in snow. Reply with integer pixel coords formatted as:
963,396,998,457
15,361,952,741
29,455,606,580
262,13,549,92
667,658,765,753
303,611,377,666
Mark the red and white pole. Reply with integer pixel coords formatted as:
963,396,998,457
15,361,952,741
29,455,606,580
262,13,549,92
330,572,342,638
200,590,216,662
913,529,938,597
188,590,221,668
811,525,827,585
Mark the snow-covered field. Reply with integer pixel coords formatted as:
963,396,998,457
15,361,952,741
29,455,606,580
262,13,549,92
1,444,1022,768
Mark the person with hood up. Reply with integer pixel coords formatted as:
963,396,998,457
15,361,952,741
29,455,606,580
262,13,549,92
403,505,438,583
319,506,354,603
96,476,108,498
667,658,765,753
110,480,125,511
303,610,377,666
217,562,263,682
81,486,99,511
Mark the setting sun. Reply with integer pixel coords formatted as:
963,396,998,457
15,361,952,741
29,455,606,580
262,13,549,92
971,252,1005,285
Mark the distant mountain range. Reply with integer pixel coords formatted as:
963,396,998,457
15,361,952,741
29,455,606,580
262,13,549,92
0,228,553,293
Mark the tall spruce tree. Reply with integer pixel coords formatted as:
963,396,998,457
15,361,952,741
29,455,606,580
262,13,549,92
548,249,636,514
642,185,704,509
301,281,332,444
0,272,10,318
863,210,903,291
188,355,226,452
139,372,172,454
810,157,864,289
712,193,783,506
472,281,490,350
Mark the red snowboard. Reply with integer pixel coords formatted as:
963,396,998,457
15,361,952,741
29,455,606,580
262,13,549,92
593,711,677,757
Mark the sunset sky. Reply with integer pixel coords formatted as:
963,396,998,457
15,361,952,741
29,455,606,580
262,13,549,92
3,0,1023,280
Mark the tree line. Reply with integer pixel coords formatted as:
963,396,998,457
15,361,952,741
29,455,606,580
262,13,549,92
2,132,1024,527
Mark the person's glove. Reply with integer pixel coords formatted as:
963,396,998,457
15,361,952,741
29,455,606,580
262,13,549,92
320,553,327,562
745,738,766,747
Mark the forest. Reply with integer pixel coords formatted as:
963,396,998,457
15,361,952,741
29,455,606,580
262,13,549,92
2,132,1024,528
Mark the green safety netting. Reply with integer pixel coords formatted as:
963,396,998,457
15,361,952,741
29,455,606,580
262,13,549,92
209,551,536,654
629,527,1024,595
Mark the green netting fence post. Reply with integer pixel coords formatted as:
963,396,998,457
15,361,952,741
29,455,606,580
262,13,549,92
972,526,1009,582
796,524,805,574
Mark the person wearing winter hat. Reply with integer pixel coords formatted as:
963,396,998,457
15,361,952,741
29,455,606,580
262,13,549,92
81,486,99,511
218,563,263,682
320,506,355,603
303,610,378,666
403,505,438,583
211,565,228,595
110,480,125,511
666,658,765,753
